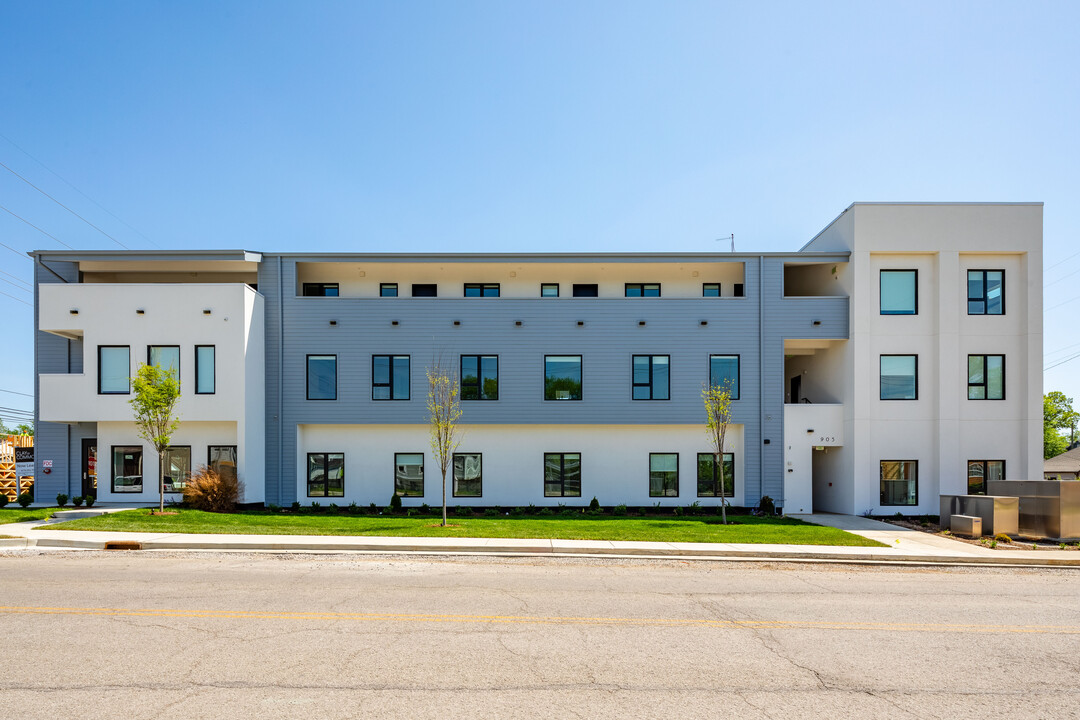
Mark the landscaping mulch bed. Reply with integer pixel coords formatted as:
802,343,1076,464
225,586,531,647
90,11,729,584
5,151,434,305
881,516,1080,551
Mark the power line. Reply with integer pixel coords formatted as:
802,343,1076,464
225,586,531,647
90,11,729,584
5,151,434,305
0,388,33,398
1046,293,1080,312
0,276,31,294
1046,351,1080,372
0,202,75,249
1045,340,1080,358
0,288,32,307
0,268,31,288
1045,264,1080,289
0,158,128,249
1045,248,1080,274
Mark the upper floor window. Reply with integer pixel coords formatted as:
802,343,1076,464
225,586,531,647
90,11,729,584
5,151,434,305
632,355,669,400
967,270,1004,315
880,355,917,400
307,354,337,400
380,283,398,297
625,283,660,297
967,459,1004,495
461,355,498,401
464,283,500,297
412,284,437,297
148,345,180,385
709,355,740,399
572,284,598,298
880,270,917,315
702,283,721,297
373,355,410,400
968,355,1004,400
303,283,339,297
541,283,559,297
733,283,745,297
195,345,215,394
98,346,130,394
545,355,582,400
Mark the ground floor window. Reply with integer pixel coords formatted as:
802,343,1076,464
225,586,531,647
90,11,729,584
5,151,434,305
209,445,238,485
880,460,917,506
697,453,734,498
544,453,581,497
162,446,191,493
112,446,143,493
395,453,425,496
649,453,679,497
307,453,345,497
453,453,482,497
967,460,1004,495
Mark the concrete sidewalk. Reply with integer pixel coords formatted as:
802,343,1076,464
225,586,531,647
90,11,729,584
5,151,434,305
1,512,1078,566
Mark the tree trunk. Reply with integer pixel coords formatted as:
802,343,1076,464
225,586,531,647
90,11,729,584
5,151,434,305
441,467,447,527
717,450,727,525
159,451,165,514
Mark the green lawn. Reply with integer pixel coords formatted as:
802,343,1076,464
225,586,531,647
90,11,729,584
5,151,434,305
0,507,57,524
46,508,883,546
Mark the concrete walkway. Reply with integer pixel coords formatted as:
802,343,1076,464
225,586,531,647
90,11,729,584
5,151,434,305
1,511,1078,566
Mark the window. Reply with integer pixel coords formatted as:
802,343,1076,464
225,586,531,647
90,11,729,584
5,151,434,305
709,355,740,399
453,453,482,497
380,283,398,297
968,270,1004,315
208,445,237,486
464,283,500,297
880,355,917,400
733,283,745,297
148,345,180,384
373,355,410,400
697,453,734,498
625,283,660,297
880,270,917,315
544,453,581,497
302,283,339,297
702,283,721,297
307,452,345,497
98,346,130,394
541,283,559,297
112,446,143,493
967,460,1004,495
162,446,191,493
968,355,1004,400
195,345,215,394
649,453,679,497
544,355,582,400
572,284,598,297
395,453,424,497
461,355,498,400
632,355,669,400
880,460,917,506
412,284,437,297
307,355,337,400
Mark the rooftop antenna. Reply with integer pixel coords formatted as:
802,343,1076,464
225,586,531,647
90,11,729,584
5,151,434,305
715,234,734,252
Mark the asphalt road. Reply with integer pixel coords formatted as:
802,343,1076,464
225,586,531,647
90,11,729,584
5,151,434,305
1,550,1078,720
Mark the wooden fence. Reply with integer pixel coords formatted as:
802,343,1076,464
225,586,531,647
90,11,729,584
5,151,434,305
0,435,34,502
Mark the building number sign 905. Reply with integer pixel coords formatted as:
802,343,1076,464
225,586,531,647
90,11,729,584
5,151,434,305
818,436,836,443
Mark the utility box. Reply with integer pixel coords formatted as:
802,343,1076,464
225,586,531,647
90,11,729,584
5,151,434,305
986,480,1080,541
939,495,1019,536
950,514,982,538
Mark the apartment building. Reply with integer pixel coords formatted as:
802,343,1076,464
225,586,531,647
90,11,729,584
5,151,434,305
30,203,1043,516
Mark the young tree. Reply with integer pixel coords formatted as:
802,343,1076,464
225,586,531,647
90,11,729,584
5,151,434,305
427,361,462,527
1044,391,1079,459
702,381,734,524
130,363,181,513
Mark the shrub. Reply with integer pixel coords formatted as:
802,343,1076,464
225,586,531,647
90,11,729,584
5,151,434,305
56,493,69,508
181,466,241,513
419,504,430,515
510,507,525,517
455,505,472,516
484,508,500,518
347,502,360,514
327,503,339,513
613,504,627,516
72,495,85,507
861,508,874,518
84,495,95,508
759,496,776,516
538,507,554,517
291,501,301,511
310,502,323,512
589,496,601,512
994,533,1012,544
685,501,702,516
369,503,378,514
17,492,32,508
267,504,281,513
382,506,393,515
389,493,403,513
0,495,8,508
673,506,683,517
558,509,577,518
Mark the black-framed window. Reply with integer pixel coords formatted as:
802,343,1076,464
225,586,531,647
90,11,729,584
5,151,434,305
733,283,745,297
649,453,679,497
967,460,1004,495
461,355,498,401
162,446,191,493
148,345,180,385
880,355,917,400
208,445,237,485
632,355,670,400
464,283,500,297
302,283,339,297
453,453,482,497
195,345,215,394
541,283,559,297
572,284,598,297
709,355,740,399
412,283,437,297
373,355,410,400
307,355,337,400
395,453,424,496
697,453,734,498
625,283,660,297
544,453,581,497
880,460,917,506
380,283,398,297
544,355,582,400
307,452,345,497
702,283,721,297
880,270,917,315
968,355,1004,400
112,445,143,493
967,270,1004,315
98,345,130,394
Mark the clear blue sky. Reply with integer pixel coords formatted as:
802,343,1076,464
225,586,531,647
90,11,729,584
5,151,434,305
1,1,1079,426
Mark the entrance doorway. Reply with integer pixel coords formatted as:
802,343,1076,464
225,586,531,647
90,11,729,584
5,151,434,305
81,439,97,499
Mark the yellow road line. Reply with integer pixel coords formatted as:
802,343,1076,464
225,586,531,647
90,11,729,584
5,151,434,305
0,605,1077,634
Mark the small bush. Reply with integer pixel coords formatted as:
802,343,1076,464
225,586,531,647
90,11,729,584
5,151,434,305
759,496,776,516
17,492,32,508
994,533,1012,544
311,501,323,512
894,511,904,520
558,509,577,518
347,502,360,514
685,501,702,516
861,508,874,518
382,506,393,515
390,493,403,512
673,506,683,517
526,503,537,515
484,508,499,518
267,504,281,513
510,507,525,517
455,505,472,516
72,495,85,507
589,496,601,511
538,507,554,517
420,503,430,515
613,504,628,516
84,495,95,508
182,466,241,512
0,495,8,508
291,501,301,511
327,503,339,513
56,493,69,508
369,503,378,514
